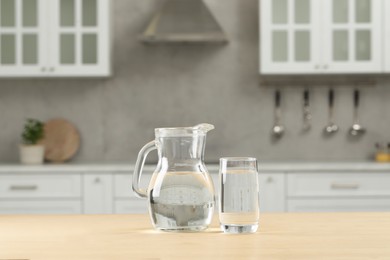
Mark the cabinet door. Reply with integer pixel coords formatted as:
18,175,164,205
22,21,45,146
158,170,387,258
259,173,285,212
0,0,48,76
384,0,390,72
83,174,113,214
260,0,321,74
48,0,110,76
322,0,382,73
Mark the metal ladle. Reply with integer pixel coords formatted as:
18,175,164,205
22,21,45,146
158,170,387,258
324,89,339,135
272,90,284,138
349,89,366,136
302,89,311,131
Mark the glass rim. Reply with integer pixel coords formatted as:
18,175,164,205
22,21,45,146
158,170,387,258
219,157,257,162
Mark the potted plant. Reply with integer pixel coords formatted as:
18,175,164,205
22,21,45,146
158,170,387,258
20,119,45,165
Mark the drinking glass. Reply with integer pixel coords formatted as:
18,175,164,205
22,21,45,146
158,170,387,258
219,157,260,234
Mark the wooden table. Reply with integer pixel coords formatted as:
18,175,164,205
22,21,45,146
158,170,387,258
1,213,389,259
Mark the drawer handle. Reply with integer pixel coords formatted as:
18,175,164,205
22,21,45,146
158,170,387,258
331,183,359,190
9,185,38,191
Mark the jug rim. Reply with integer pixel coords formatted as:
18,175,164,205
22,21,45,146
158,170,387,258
155,123,214,137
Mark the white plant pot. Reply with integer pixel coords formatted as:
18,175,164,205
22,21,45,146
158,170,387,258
20,145,45,165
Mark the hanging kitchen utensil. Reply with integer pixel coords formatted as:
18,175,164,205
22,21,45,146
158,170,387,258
349,89,366,136
302,89,311,131
324,88,339,135
272,90,284,138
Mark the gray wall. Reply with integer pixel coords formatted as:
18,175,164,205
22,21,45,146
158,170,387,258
0,0,388,163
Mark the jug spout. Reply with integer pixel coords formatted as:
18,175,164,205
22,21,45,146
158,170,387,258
193,123,214,133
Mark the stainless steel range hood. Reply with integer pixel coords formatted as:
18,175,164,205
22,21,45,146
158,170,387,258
140,0,228,43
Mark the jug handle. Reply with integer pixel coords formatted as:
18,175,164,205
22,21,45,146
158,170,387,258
133,140,157,198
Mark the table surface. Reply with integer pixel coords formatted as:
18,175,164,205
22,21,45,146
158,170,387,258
1,213,390,260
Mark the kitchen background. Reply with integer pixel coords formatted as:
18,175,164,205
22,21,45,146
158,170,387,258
0,0,389,163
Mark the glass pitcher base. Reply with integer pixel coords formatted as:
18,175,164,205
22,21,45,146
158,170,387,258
155,226,208,232
220,224,258,234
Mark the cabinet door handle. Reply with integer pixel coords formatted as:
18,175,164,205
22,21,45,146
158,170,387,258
41,67,46,72
266,177,274,183
49,67,55,72
323,64,328,69
94,177,101,183
330,183,359,190
9,185,38,191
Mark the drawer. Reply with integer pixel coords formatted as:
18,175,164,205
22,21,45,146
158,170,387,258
287,198,390,212
0,174,81,198
287,173,390,198
114,199,148,214
0,200,82,214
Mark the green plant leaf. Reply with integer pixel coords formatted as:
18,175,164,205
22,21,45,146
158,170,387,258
21,118,44,145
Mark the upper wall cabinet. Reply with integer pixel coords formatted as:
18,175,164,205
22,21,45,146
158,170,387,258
260,0,382,74
0,0,110,77
385,0,390,72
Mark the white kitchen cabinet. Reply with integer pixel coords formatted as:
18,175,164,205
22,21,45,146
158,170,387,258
0,0,47,76
1,164,389,215
259,173,285,212
384,0,390,72
286,172,390,212
322,0,382,73
260,0,321,74
83,174,112,214
0,0,110,77
260,0,382,74
48,0,110,76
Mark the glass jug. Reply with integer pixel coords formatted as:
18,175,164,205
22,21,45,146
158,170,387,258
132,124,215,231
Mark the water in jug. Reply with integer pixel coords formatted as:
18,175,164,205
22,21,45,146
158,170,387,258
132,124,215,231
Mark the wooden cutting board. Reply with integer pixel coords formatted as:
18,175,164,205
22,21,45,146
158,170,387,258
41,118,80,163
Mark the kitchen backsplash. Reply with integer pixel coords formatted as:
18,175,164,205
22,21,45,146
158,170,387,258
0,0,389,163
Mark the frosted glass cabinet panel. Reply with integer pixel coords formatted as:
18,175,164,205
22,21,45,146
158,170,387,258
383,1,390,72
261,0,321,74
322,0,381,73
0,0,47,76
48,0,110,76
260,0,382,74
0,0,110,77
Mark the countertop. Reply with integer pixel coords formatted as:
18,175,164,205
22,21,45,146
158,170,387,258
1,162,390,173
1,213,389,259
